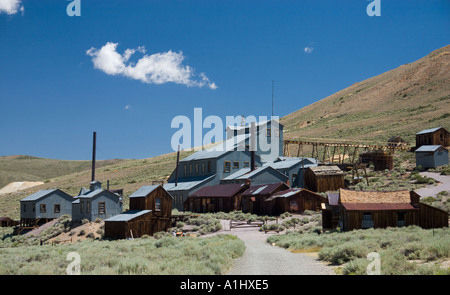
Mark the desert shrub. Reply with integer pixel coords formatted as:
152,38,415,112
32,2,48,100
94,218,102,223
86,233,95,239
319,242,367,265
78,230,86,236
81,218,90,225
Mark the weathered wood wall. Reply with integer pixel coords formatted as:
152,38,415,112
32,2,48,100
304,170,345,193
418,203,449,229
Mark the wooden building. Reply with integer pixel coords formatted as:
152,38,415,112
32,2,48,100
185,183,248,213
321,193,341,230
0,217,17,227
387,136,408,148
416,127,449,148
241,182,289,215
265,188,326,216
359,150,394,171
303,166,345,193
324,189,448,231
104,185,173,239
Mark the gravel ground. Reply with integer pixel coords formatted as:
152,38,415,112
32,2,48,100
222,226,335,275
415,172,450,198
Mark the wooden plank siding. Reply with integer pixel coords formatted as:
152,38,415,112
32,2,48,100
105,186,173,239
416,128,450,148
418,203,449,229
304,169,345,193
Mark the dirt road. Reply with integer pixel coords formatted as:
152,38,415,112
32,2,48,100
223,226,335,275
415,172,450,198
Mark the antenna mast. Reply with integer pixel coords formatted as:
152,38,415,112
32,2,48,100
272,80,274,117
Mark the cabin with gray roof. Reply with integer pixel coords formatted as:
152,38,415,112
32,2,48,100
20,188,74,227
241,182,289,215
105,184,173,238
72,181,123,222
415,145,449,169
416,127,449,148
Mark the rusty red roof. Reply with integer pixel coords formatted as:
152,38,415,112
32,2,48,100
341,203,417,211
190,183,247,198
241,183,288,197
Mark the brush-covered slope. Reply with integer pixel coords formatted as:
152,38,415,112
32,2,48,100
281,45,450,145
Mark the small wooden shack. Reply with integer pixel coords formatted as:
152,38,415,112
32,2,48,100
265,188,327,216
0,217,17,227
359,150,394,171
416,127,449,148
185,183,248,213
304,166,345,193
241,182,289,215
387,136,407,148
331,189,448,231
104,185,173,239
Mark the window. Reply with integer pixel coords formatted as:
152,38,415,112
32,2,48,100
201,162,205,174
80,201,84,213
155,198,162,211
54,204,60,213
292,174,298,184
32,204,35,212
86,201,90,213
224,161,231,173
98,202,106,215
178,195,183,206
207,161,211,173
233,161,240,169
243,161,250,168
267,128,271,137
189,163,193,174
361,212,374,229
440,132,444,142
397,211,405,227
40,204,46,213
195,163,199,174
174,194,178,206
184,164,187,176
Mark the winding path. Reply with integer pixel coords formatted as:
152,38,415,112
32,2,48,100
222,225,335,275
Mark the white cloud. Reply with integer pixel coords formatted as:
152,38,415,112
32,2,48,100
124,105,131,110
86,42,217,90
304,46,314,54
0,0,24,15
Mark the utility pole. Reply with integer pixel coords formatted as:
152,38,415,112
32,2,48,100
272,80,274,117
91,131,96,182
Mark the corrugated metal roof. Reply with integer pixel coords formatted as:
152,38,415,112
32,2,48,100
416,127,443,135
222,168,252,180
129,185,160,198
241,183,286,196
180,150,229,162
265,188,303,201
21,189,58,201
191,183,247,198
76,189,104,199
263,159,301,169
164,175,216,191
105,210,152,222
226,119,282,131
341,203,416,211
415,145,445,152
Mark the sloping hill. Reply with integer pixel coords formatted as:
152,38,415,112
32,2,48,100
0,155,125,189
281,45,450,145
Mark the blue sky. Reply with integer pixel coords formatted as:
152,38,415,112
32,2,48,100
0,0,449,160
